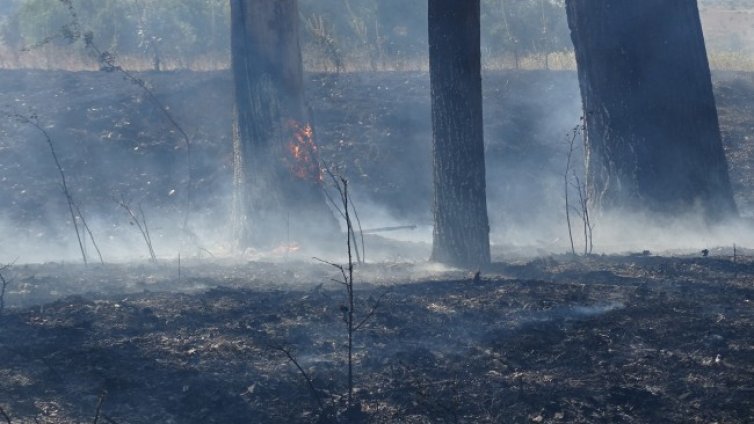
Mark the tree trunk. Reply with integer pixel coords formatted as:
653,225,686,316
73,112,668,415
230,0,338,250
428,0,491,268
565,0,737,220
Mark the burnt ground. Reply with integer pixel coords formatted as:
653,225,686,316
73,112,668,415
0,69,754,422
1,255,754,423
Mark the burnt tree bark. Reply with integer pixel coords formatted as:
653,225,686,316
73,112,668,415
565,0,737,219
429,0,491,268
230,0,337,250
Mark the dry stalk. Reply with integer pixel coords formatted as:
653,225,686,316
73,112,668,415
313,172,388,413
93,390,106,424
272,345,325,411
323,167,365,263
564,125,579,255
0,263,11,315
11,114,103,265
573,174,594,255
564,120,594,255
117,197,157,263
33,1,194,247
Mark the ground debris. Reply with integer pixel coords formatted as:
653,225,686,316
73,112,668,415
0,256,753,422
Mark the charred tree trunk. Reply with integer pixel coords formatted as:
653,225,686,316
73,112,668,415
565,0,737,219
428,0,491,268
230,0,337,250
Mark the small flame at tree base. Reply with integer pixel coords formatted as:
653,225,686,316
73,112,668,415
286,120,322,182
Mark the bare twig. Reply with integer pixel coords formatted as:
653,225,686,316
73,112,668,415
0,406,11,424
349,196,366,263
359,225,417,234
564,120,593,256
313,256,345,271
273,345,324,410
117,197,157,263
0,269,9,315
564,125,578,255
573,174,593,255
354,289,390,331
93,390,107,424
38,2,193,246
341,177,356,408
12,114,98,265
72,201,104,264
90,45,193,237
102,415,120,424
323,168,365,264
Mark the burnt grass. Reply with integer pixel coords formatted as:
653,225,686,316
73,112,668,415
1,256,754,423
1,69,754,422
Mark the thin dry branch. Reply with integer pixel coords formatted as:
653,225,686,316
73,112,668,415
12,114,98,265
0,271,9,314
102,415,120,424
0,406,11,424
118,197,157,263
564,125,579,255
90,44,193,236
324,167,365,264
93,390,106,424
34,2,193,245
573,174,593,255
354,289,390,331
273,345,325,410
72,201,104,264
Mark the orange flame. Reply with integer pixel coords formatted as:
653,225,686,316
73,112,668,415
286,120,322,181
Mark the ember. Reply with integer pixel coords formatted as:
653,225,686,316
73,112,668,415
286,120,322,181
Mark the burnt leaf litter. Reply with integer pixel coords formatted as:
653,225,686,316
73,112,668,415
1,71,754,422
0,256,753,423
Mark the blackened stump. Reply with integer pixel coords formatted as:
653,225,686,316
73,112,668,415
230,0,337,250
428,0,491,268
565,0,737,219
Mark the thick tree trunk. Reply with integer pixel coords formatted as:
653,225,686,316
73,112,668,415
428,0,491,268
565,0,737,220
230,0,337,250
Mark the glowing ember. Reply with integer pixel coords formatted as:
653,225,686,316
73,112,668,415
286,120,322,181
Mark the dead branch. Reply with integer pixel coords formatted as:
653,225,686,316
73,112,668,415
0,407,10,424
72,201,104,264
322,185,362,264
0,267,9,315
354,289,391,331
12,114,100,265
117,197,157,263
89,46,193,237
573,174,594,255
102,415,120,424
34,2,194,246
359,225,417,234
324,167,365,264
93,390,107,424
564,125,579,255
315,171,360,410
349,196,366,263
272,345,325,410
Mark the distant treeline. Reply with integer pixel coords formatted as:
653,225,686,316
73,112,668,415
0,0,748,71
0,0,572,70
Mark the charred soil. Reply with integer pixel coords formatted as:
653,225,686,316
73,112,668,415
1,256,754,423
1,69,754,422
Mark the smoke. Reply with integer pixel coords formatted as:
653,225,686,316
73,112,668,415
0,2,753,267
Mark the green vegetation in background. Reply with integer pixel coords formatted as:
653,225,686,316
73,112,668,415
0,0,572,70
